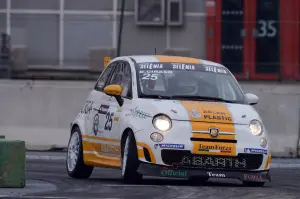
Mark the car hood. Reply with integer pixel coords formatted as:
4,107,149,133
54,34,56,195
136,99,261,125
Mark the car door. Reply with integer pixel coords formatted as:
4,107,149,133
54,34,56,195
88,62,116,138
99,61,133,158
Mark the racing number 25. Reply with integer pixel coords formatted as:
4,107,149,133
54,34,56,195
142,74,158,80
104,111,114,131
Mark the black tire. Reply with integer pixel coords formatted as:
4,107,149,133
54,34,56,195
188,176,209,185
66,127,94,178
242,181,265,187
121,132,142,184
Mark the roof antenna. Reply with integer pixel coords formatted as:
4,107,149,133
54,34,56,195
154,48,156,55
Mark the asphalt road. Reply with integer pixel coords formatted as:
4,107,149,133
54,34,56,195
1,152,300,199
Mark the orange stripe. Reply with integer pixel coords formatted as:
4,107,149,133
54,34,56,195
179,101,234,123
136,142,156,163
179,101,236,156
82,135,120,143
82,140,121,155
84,153,121,168
137,148,145,159
154,55,202,64
192,133,235,140
264,151,272,170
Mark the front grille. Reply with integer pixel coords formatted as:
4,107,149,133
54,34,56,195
161,150,263,170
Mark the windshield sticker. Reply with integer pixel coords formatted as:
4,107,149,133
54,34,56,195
139,63,164,70
204,65,228,74
171,63,196,70
138,62,230,75
139,70,173,74
142,73,158,80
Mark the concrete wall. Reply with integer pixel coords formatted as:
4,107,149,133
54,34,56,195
0,80,300,157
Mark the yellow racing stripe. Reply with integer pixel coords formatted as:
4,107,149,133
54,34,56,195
82,140,120,155
179,101,236,156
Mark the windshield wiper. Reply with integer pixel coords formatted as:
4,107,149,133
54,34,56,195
139,94,171,99
170,95,237,103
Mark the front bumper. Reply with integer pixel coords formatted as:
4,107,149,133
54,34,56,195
137,162,271,183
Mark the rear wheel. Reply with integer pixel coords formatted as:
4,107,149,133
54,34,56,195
242,181,265,187
66,127,94,178
121,132,142,184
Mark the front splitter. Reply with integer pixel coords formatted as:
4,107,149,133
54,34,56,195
137,162,271,183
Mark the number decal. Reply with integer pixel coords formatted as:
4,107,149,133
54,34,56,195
257,20,277,38
104,111,114,131
93,114,100,136
142,73,158,80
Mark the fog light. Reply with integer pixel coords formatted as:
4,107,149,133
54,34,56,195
150,132,163,143
260,138,267,148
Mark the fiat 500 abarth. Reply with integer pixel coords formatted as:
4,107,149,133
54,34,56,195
66,55,271,187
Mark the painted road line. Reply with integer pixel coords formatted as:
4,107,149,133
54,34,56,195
26,155,65,160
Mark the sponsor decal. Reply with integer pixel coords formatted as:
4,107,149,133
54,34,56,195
204,65,228,74
203,110,232,121
171,63,196,70
209,128,219,138
116,107,123,112
244,148,268,155
113,117,119,122
161,169,187,177
139,70,173,74
180,156,247,169
207,172,226,178
203,114,232,121
190,109,201,118
198,144,232,153
139,63,163,70
243,174,266,182
80,100,94,114
98,144,120,154
126,107,151,119
95,104,109,115
154,143,185,149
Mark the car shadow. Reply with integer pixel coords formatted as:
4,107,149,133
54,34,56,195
78,177,264,188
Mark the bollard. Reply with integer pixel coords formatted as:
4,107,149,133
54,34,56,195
0,140,26,188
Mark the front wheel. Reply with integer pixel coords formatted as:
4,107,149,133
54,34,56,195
121,132,142,184
66,127,94,178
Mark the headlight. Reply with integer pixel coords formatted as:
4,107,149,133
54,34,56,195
152,114,172,132
249,119,263,136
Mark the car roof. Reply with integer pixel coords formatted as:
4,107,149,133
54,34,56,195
126,55,225,68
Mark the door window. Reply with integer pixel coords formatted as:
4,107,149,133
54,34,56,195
94,63,116,91
107,62,132,98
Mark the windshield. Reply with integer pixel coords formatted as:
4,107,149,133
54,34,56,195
136,62,247,104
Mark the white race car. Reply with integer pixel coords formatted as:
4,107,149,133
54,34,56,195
66,55,271,187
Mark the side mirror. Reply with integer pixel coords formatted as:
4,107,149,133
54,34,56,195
103,84,124,106
245,93,259,105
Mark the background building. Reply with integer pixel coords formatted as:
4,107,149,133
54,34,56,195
0,0,300,81
0,0,205,73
